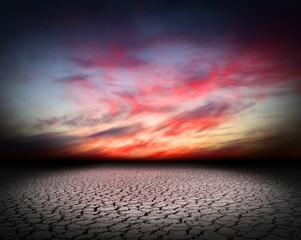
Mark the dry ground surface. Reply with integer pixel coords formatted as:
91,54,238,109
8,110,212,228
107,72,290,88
1,162,301,240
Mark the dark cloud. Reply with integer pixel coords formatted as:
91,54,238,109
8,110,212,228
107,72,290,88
58,74,90,83
56,74,96,89
72,51,148,70
88,123,142,138
176,100,254,121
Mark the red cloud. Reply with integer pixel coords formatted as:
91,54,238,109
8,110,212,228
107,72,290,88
73,45,148,70
219,22,301,90
158,101,254,137
116,91,143,115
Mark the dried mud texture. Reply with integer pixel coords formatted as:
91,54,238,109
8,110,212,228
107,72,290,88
1,166,301,240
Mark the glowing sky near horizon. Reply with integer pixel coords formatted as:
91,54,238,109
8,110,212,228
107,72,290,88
1,1,301,159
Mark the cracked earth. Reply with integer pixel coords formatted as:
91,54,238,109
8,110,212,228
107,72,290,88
1,165,301,240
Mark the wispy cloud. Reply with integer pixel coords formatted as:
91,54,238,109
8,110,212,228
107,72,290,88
56,74,96,89
32,110,125,130
158,100,255,136
33,117,61,130
88,123,143,139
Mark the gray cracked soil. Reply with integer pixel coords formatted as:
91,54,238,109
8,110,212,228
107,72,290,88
1,165,301,240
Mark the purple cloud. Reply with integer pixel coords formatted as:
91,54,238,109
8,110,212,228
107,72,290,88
88,123,142,138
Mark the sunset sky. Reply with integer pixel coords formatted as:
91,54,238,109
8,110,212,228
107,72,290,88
1,0,301,160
